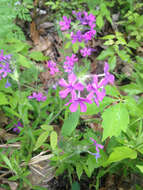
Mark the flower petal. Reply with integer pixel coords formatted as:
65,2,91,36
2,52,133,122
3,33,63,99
68,73,77,84
79,102,87,112
69,101,78,112
59,88,71,98
59,78,68,87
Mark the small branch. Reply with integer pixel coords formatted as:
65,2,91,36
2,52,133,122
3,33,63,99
0,144,20,148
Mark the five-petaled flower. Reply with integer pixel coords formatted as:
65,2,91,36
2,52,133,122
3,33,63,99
59,73,84,99
28,92,47,102
59,16,71,31
65,96,92,112
87,75,106,106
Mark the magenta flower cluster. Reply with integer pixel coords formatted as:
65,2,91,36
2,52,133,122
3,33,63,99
89,137,104,161
43,12,115,111
0,50,11,88
59,11,96,57
28,92,47,102
63,54,78,73
59,62,114,112
71,11,96,43
46,60,59,75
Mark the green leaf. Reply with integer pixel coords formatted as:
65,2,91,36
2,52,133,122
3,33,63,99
128,40,139,49
105,85,120,97
136,165,143,173
64,41,72,49
29,51,47,61
120,83,143,95
3,106,21,118
76,163,83,180
18,54,32,68
41,124,53,131
34,131,49,150
72,42,79,53
117,50,130,62
81,97,114,115
102,103,129,141
103,146,137,166
96,47,114,60
0,154,14,172
71,182,80,190
102,35,115,40
61,110,80,136
0,92,8,105
50,131,57,150
108,56,116,70
96,14,104,29
124,96,142,117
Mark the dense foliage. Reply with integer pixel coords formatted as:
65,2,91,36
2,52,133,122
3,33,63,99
0,0,143,189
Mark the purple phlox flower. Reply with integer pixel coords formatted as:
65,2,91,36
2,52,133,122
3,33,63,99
73,11,89,25
66,54,78,63
90,137,104,152
80,47,96,57
0,50,11,62
5,79,11,88
59,16,71,31
71,30,83,44
88,14,96,27
28,92,47,102
59,73,84,99
87,75,106,106
99,62,115,86
13,121,23,133
0,62,11,80
63,54,78,73
46,60,59,75
83,29,96,42
72,11,96,27
65,95,92,112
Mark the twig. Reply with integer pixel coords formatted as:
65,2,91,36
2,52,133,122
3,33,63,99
0,144,20,148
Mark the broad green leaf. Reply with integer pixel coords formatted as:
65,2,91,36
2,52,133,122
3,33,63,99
61,110,80,136
124,96,142,117
0,92,8,105
50,131,57,150
96,14,104,29
120,83,143,95
76,163,83,180
102,103,129,141
34,131,49,150
81,97,114,115
105,85,120,97
103,146,137,166
136,165,143,173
